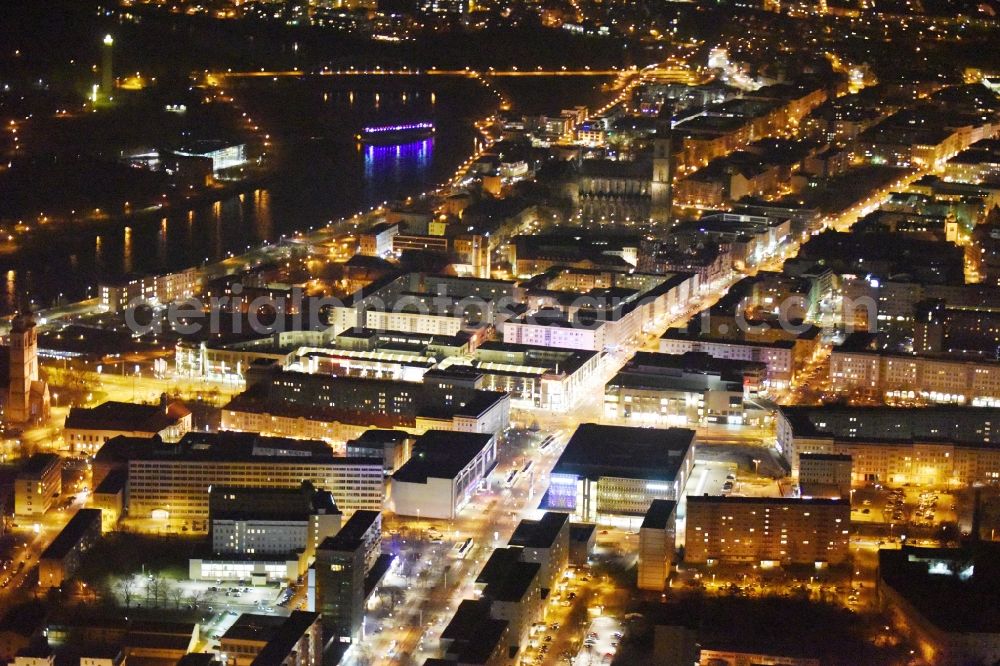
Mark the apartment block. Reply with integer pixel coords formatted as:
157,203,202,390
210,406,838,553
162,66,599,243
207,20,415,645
685,496,850,566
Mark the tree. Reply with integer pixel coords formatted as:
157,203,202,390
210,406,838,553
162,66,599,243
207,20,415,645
169,583,186,610
188,587,206,610
116,577,136,609
146,575,166,608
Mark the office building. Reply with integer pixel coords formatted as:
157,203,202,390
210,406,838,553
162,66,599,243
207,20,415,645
777,405,1000,485
545,424,696,521
64,400,191,454
313,510,385,645
38,509,103,588
346,429,414,474
102,432,384,521
391,430,497,519
208,484,341,559
638,500,677,591
14,454,61,516
685,496,850,566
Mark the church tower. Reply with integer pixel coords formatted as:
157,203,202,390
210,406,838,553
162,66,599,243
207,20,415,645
7,314,40,423
651,117,674,226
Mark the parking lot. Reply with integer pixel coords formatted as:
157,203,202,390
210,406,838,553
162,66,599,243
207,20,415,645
106,574,295,649
851,486,958,527
574,614,623,666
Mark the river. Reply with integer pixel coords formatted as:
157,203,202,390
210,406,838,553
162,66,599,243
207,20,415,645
0,75,613,313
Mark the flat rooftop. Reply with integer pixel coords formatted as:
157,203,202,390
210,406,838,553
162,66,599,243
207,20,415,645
508,512,569,550
779,405,1000,446
879,544,1000,634
476,548,541,603
392,430,494,483
552,423,695,482
687,495,849,509
799,452,853,462
318,510,379,553
248,612,320,664
641,499,677,530
661,328,796,350
116,431,379,466
569,523,597,543
440,599,508,664
19,453,60,478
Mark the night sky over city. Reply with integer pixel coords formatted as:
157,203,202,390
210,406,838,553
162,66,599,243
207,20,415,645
1,0,1000,663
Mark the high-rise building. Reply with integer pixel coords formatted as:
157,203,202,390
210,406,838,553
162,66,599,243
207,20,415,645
312,510,384,646
638,500,677,591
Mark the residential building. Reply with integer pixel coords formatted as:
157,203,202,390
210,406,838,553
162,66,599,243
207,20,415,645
91,469,125,530
638,500,677,591
312,510,386,645
438,599,511,666
219,612,322,666
14,454,61,517
98,268,202,312
569,523,597,566
798,453,853,498
777,405,1000,485
684,496,851,566
473,547,544,655
507,512,570,594
38,509,103,588
830,332,1000,405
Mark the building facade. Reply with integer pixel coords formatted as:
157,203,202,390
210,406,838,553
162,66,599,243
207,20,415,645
685,496,851,566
